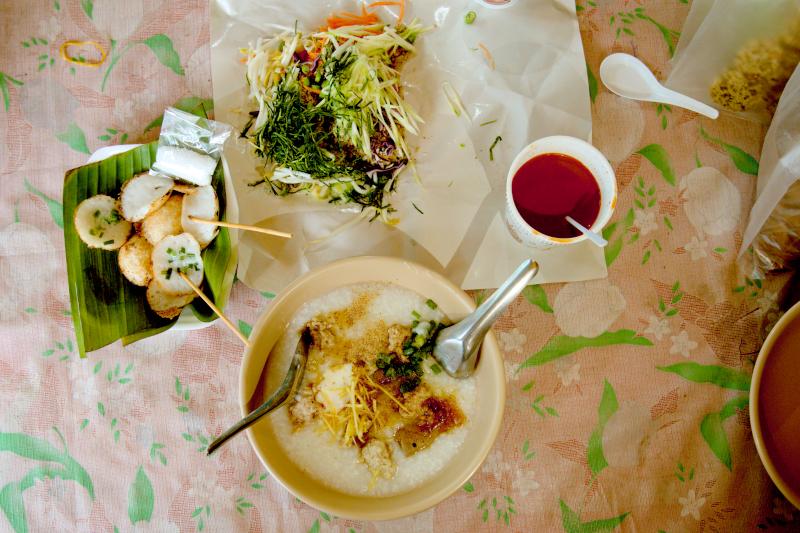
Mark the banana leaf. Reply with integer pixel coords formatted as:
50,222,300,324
63,142,236,357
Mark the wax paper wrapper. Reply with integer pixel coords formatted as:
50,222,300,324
210,0,604,290
740,65,800,273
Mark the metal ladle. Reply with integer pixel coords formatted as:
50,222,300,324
433,259,539,377
206,328,311,455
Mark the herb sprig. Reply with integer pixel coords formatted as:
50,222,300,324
248,80,399,215
244,20,427,218
375,312,444,394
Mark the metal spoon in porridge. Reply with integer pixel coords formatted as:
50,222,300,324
433,259,539,378
206,327,311,455
207,259,539,453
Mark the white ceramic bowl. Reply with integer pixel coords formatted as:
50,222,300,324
239,256,505,520
504,135,617,250
750,300,800,509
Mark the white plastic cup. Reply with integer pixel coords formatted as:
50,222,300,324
504,135,617,250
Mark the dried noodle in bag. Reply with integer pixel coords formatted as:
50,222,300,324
667,0,800,123
740,64,800,274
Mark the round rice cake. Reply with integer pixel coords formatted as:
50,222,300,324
118,234,153,286
151,233,204,294
142,194,183,245
119,173,174,222
74,194,132,250
181,185,219,248
146,279,195,319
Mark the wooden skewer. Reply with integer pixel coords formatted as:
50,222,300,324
179,272,250,347
188,216,293,239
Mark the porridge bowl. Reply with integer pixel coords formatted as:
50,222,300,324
239,256,505,520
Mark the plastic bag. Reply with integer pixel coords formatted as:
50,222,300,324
740,64,800,274
151,107,232,186
667,0,800,123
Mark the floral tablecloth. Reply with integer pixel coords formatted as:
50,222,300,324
0,1,797,531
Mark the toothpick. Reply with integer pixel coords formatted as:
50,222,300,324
179,272,250,346
188,216,292,239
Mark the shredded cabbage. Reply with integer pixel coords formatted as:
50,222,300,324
243,18,428,219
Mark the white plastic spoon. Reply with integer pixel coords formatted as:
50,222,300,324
566,216,607,248
599,53,719,119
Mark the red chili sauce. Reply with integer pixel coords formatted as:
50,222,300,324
511,153,601,239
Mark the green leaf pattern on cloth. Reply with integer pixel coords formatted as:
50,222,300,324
128,466,154,524
657,362,750,391
560,499,629,533
80,0,93,19
0,432,94,533
23,179,63,228
142,35,185,76
55,122,90,154
586,62,598,104
660,360,751,469
522,285,553,313
637,144,676,186
0,71,23,111
587,380,619,475
700,126,759,176
518,330,653,370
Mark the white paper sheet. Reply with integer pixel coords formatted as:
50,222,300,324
211,0,605,290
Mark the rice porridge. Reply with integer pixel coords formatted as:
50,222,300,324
255,282,477,497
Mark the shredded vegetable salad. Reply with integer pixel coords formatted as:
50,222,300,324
241,5,427,220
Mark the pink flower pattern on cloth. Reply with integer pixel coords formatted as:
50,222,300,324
0,0,794,531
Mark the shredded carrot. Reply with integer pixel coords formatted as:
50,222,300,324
478,42,495,70
304,85,321,94
368,0,405,23
59,40,107,67
325,0,404,29
326,11,381,29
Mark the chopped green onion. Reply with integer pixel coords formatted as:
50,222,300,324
103,239,114,245
465,11,477,24
489,135,503,161
425,299,437,310
413,334,426,348
430,363,443,374
442,81,467,118
411,310,421,320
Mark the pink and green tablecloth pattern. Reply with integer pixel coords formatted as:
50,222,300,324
0,0,797,531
